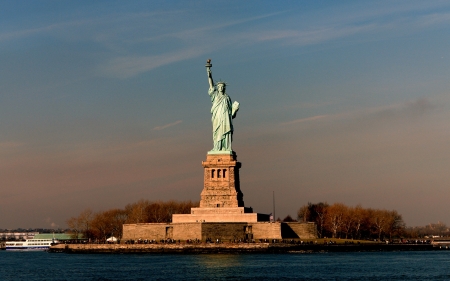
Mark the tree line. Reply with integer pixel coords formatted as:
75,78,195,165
66,199,446,242
296,202,405,240
66,200,198,242
405,221,450,238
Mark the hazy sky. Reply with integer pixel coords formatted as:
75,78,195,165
2,0,450,229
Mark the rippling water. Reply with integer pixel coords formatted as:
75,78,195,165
1,250,449,280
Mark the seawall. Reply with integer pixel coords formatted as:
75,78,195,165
49,243,437,254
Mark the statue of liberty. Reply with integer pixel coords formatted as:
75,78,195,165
206,59,239,153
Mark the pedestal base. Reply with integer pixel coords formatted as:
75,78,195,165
172,207,270,223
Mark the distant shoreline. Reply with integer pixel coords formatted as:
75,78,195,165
49,243,440,254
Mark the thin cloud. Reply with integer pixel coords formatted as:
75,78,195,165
370,98,434,121
323,1,450,27
286,101,335,109
97,48,205,78
0,10,179,42
0,18,96,42
282,98,435,127
134,11,286,43
282,115,328,125
418,12,450,27
254,24,376,46
97,12,285,78
153,120,182,131
247,2,450,47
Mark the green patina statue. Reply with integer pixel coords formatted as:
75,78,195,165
206,59,239,154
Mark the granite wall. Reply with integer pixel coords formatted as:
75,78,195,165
122,222,317,242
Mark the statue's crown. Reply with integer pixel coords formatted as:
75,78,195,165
216,80,227,86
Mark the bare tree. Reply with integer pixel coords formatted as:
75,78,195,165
91,211,112,242
66,216,82,239
352,204,366,239
125,199,150,223
309,202,329,238
109,208,128,239
66,208,93,240
326,203,347,238
79,208,93,240
385,210,405,240
341,206,355,239
370,209,390,240
282,215,296,222
297,205,310,223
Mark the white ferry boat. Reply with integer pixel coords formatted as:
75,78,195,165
4,238,58,251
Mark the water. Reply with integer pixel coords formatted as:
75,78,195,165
1,251,450,280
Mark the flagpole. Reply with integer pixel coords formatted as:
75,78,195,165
273,191,275,222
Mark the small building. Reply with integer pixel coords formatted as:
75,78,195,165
34,233,85,243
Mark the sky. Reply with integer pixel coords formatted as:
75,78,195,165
1,0,450,229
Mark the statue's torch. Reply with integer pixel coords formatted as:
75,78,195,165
205,59,212,75
205,59,212,69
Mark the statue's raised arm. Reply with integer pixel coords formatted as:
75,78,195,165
206,59,214,89
205,59,239,154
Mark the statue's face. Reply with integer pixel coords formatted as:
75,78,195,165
217,84,225,94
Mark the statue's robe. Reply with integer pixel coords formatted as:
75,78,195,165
209,86,234,151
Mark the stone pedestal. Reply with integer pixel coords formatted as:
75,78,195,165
200,153,244,208
172,152,269,223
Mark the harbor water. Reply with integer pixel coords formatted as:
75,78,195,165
1,250,449,280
